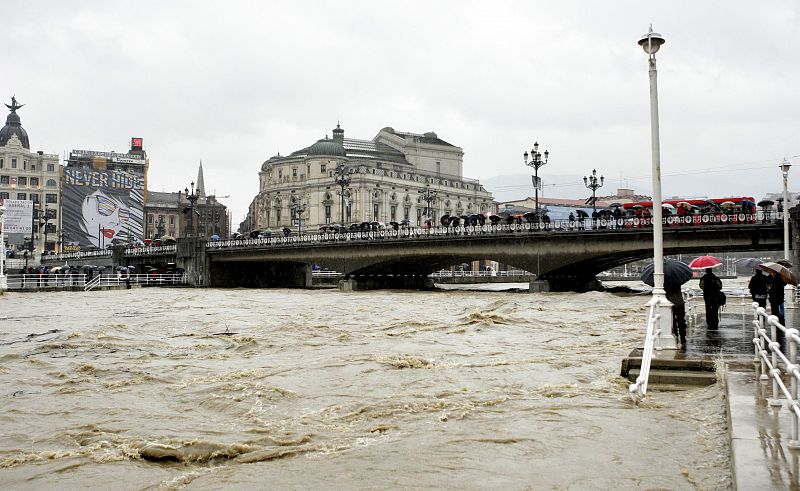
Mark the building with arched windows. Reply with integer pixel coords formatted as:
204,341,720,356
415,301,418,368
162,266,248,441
241,124,494,233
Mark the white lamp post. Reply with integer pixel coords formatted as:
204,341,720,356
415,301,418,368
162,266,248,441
781,159,794,308
639,25,676,349
0,203,7,291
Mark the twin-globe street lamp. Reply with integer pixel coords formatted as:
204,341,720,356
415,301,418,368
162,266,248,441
523,142,549,216
292,200,307,235
638,25,674,349
422,186,438,223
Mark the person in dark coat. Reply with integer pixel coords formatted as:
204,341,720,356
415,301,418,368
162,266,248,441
699,268,723,329
748,269,769,308
767,269,786,326
666,286,687,350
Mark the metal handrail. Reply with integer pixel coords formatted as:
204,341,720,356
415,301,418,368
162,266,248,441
428,269,532,278
629,298,663,399
752,302,800,447
84,275,101,291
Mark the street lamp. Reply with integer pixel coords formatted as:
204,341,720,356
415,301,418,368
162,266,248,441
583,169,605,217
0,203,7,291
639,25,675,349
523,142,549,217
292,201,307,235
184,181,199,238
422,186,438,223
333,162,354,225
780,159,794,307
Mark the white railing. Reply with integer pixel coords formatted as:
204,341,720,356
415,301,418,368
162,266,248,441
2,273,187,290
311,271,343,278
629,298,663,400
752,302,800,447
84,275,101,291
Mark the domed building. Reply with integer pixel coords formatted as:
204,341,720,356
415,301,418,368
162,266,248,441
242,123,494,233
0,96,62,253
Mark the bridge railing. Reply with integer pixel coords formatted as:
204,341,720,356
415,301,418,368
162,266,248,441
210,210,779,250
629,298,664,399
1,273,187,290
428,269,532,278
752,302,800,447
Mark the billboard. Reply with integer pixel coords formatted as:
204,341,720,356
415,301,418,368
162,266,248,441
62,167,145,249
0,199,33,233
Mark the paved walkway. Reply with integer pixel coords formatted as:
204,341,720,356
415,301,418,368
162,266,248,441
686,297,800,490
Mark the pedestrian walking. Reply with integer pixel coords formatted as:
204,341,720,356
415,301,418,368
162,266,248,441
748,269,769,308
699,268,723,329
665,285,687,350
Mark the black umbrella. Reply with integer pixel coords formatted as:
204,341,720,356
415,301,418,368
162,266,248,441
758,199,774,207
640,258,693,291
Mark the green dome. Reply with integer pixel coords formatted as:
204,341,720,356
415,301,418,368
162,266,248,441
307,137,346,157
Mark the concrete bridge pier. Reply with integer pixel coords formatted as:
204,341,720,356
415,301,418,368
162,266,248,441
177,238,209,287
338,275,434,291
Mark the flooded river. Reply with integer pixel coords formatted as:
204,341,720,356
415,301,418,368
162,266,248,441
0,286,730,489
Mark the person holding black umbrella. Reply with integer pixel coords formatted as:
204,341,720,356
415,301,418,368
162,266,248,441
640,258,693,349
748,269,769,308
699,268,723,329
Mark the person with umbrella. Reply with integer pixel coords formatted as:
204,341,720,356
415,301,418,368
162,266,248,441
699,268,723,329
640,258,693,350
748,268,769,308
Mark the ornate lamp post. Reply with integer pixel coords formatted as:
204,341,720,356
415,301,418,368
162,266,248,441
422,186,438,223
523,142,549,216
780,159,794,307
0,203,7,291
333,162,353,224
184,181,199,238
638,25,676,349
292,201,307,235
583,169,605,217
156,216,166,238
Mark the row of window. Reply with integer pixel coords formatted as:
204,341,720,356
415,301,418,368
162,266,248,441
0,176,58,187
0,192,58,202
0,158,57,173
269,164,477,192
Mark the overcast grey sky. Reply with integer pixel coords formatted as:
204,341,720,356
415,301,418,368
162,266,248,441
3,1,798,222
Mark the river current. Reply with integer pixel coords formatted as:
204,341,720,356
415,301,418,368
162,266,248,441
0,286,730,489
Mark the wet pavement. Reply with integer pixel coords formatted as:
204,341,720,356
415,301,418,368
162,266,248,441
686,296,800,490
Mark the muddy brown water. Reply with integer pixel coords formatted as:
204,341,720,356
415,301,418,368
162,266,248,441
0,287,731,489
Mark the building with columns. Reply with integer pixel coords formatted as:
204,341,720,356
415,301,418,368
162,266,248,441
0,96,62,253
242,124,494,233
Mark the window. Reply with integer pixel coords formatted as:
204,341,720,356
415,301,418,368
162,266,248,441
0,176,8,184
292,168,297,177
46,179,56,187
17,177,27,186
147,214,153,223
30,193,39,203
169,216,174,225
373,204,379,221
321,164,326,173
11,158,17,168
46,193,57,203
417,208,422,224
23,160,27,170
404,207,410,221
0,192,8,199
278,169,283,179
390,205,396,221
325,205,331,224
276,209,281,223
47,163,55,172
30,177,39,187
31,163,36,171
0,158,3,168
17,193,26,200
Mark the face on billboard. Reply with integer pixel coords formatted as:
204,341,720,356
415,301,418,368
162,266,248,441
80,190,132,248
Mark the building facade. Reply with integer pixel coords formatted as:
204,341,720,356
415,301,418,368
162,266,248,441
242,124,494,233
144,163,229,240
62,138,148,250
0,97,62,253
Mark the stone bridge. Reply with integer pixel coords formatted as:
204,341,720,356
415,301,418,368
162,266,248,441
43,212,795,292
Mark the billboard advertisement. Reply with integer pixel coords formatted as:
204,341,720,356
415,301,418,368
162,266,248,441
0,199,33,233
62,167,145,249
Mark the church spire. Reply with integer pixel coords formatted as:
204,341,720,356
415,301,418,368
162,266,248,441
196,160,206,199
